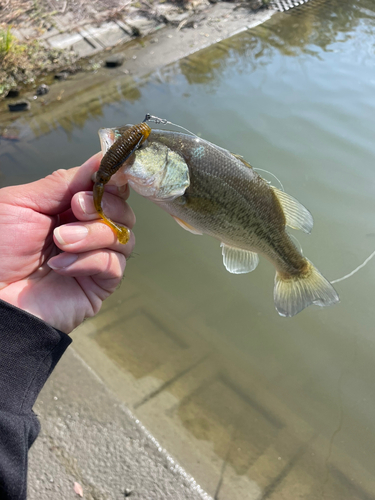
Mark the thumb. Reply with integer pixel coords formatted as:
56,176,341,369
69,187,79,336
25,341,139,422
2,153,102,215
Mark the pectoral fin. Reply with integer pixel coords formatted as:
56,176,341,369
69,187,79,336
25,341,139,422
173,216,203,235
221,243,259,274
271,187,313,234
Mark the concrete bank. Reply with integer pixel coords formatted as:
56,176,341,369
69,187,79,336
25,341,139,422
1,5,273,127
29,349,211,500
2,0,273,102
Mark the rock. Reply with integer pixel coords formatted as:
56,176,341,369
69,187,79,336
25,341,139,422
54,71,68,80
124,488,133,497
105,55,125,68
36,84,50,96
131,26,141,37
5,88,20,98
8,101,30,112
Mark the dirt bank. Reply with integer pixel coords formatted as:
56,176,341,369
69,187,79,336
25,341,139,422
0,0,271,98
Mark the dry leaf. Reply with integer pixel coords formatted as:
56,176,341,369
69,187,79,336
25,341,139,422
73,482,84,497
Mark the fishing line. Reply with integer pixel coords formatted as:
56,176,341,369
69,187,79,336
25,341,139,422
145,115,285,189
331,249,375,284
144,114,256,164
144,114,199,138
290,234,303,255
253,168,285,192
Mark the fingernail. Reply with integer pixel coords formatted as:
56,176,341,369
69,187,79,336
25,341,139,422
48,253,78,269
78,193,96,215
55,225,88,245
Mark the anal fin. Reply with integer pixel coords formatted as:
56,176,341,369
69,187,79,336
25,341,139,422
221,243,259,274
173,216,203,235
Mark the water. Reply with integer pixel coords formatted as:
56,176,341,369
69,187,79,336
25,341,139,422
2,1,375,498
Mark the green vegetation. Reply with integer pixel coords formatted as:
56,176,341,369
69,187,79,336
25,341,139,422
0,26,14,56
0,25,76,98
0,26,28,96
0,26,36,96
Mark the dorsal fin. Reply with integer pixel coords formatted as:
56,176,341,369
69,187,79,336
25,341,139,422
231,153,253,169
272,187,313,234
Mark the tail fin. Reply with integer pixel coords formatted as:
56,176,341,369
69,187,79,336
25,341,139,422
274,260,339,317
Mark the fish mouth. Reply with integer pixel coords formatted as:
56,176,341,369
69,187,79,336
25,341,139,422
98,127,117,154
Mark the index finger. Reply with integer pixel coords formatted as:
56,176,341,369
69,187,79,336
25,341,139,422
2,152,103,216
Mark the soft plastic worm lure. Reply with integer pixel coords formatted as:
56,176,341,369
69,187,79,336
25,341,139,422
93,118,151,243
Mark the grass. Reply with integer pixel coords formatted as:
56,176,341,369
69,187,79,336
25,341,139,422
0,25,77,98
0,26,35,96
0,26,15,57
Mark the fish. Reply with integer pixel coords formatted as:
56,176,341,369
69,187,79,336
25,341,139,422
97,124,339,317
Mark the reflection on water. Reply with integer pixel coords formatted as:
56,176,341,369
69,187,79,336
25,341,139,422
256,0,374,55
179,0,375,86
2,0,375,498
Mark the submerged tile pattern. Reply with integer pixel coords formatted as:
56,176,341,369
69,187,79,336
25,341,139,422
72,278,375,500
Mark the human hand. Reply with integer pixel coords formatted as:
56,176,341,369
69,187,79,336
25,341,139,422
0,153,135,333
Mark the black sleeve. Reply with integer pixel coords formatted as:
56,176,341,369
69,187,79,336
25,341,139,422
0,299,71,500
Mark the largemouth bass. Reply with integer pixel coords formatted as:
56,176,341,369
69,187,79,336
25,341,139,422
97,124,339,317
